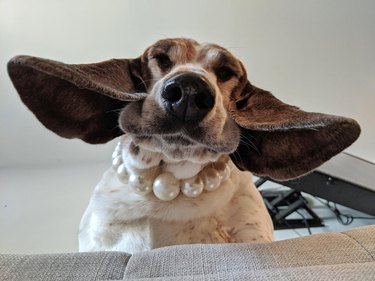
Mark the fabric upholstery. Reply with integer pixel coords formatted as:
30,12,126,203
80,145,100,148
344,225,375,259
0,225,374,280
125,263,375,281
124,225,375,280
0,252,130,281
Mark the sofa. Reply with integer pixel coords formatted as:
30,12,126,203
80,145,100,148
1,225,374,280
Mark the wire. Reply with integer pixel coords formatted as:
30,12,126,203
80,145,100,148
351,216,375,220
295,210,312,235
313,197,375,225
314,197,352,225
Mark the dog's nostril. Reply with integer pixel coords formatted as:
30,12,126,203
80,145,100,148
163,85,182,103
195,92,215,110
162,74,215,122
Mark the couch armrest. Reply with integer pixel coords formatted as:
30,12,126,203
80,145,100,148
1,226,375,281
124,225,375,280
0,251,130,281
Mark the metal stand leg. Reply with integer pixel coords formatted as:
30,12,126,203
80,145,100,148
255,177,324,230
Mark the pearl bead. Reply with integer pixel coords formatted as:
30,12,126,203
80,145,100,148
129,174,152,195
202,167,221,191
164,161,202,179
181,176,204,198
213,162,231,182
116,163,129,183
115,142,121,151
153,172,180,201
112,156,123,170
112,150,120,160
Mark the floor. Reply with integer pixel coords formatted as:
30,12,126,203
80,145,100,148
1,163,374,254
256,179,375,240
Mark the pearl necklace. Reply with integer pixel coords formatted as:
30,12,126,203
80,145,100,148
111,142,232,201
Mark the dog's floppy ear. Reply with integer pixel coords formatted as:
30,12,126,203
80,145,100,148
7,55,148,144
229,83,361,180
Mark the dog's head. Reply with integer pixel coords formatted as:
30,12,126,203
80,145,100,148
8,38,360,180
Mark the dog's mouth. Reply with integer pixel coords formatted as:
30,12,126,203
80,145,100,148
119,99,240,163
130,134,220,163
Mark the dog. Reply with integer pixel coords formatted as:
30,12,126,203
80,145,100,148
8,38,360,254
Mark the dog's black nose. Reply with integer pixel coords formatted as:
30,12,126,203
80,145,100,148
162,73,215,122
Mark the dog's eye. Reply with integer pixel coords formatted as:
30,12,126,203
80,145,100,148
153,54,173,70
216,67,235,82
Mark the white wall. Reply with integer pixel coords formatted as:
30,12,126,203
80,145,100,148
0,0,374,167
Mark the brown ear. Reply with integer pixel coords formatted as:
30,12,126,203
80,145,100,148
229,83,361,180
7,55,147,144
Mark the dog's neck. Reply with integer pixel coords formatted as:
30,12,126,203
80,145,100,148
111,135,232,201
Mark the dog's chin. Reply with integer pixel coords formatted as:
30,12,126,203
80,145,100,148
130,134,228,164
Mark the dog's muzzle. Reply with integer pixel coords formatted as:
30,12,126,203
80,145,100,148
161,73,215,123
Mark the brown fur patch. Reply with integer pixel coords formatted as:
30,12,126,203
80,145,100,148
129,142,140,156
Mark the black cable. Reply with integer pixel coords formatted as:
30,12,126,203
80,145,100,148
351,216,375,220
314,197,375,225
295,209,312,235
314,197,352,225
332,203,353,225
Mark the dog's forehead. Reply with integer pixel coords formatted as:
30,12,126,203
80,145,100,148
147,38,198,61
146,38,240,67
197,43,241,68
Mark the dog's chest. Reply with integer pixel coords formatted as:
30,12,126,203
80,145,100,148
79,146,274,253
110,215,234,253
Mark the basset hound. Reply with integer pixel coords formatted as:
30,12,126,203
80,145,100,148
8,38,360,254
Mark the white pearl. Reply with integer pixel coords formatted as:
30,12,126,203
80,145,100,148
164,161,202,179
112,149,121,160
112,156,123,170
112,143,121,157
181,176,204,198
116,163,129,183
213,162,231,182
115,142,121,151
153,172,180,201
129,174,152,195
202,167,221,191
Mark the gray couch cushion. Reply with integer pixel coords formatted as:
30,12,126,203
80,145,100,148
0,251,130,281
124,225,375,280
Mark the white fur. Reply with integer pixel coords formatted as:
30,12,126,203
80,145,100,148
79,137,274,254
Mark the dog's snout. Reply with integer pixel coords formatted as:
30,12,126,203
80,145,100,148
162,73,215,122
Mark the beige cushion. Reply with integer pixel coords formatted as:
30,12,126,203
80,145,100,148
124,225,375,280
344,224,375,259
126,263,375,281
0,252,130,281
1,225,374,280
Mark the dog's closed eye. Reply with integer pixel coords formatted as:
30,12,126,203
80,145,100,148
153,53,173,70
215,66,236,82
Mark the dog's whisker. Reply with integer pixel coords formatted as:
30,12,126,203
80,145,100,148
231,150,243,168
107,108,124,114
240,132,256,143
140,78,160,85
240,133,260,153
